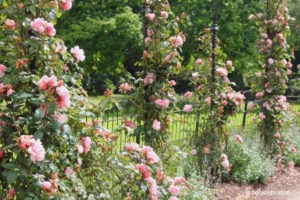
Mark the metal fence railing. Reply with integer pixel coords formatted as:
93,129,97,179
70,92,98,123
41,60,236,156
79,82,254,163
92,97,300,151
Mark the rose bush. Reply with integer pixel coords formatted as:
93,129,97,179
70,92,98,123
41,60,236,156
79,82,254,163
188,29,244,179
249,0,296,156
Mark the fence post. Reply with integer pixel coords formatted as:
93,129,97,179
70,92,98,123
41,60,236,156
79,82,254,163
242,95,249,132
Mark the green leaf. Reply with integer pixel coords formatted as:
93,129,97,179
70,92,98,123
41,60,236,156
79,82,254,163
34,130,44,140
6,171,17,184
34,108,45,119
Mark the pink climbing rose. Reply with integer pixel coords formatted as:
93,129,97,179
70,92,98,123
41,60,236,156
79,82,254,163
56,86,71,109
0,64,7,78
216,67,228,77
146,13,155,21
53,112,68,124
31,18,56,36
119,83,132,93
183,104,192,113
4,19,15,30
195,58,203,65
168,185,180,196
152,120,161,131
70,46,85,63
161,11,168,19
60,0,72,11
144,73,155,85
184,91,193,98
81,137,92,153
155,98,170,109
170,35,184,48
27,139,46,163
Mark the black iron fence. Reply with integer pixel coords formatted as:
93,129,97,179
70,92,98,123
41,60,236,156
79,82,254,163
91,96,300,151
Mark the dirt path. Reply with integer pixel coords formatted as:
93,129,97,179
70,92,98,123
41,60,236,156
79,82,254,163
216,167,300,200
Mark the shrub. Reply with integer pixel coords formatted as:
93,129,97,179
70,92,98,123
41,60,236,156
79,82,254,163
222,137,274,183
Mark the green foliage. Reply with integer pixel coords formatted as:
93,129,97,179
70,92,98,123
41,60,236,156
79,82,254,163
57,1,143,94
223,137,274,184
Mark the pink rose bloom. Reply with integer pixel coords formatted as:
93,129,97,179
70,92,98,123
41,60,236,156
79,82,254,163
234,135,243,144
221,154,230,171
170,35,184,48
81,137,92,153
204,97,211,105
226,60,232,67
8,188,15,198
136,163,151,179
27,139,46,163
125,143,141,152
4,19,15,30
31,18,56,36
0,149,4,158
290,146,296,154
183,104,192,113
169,80,176,86
37,76,50,90
259,112,266,120
192,72,199,78
256,71,262,77
168,185,180,196
155,98,170,109
144,73,155,85
184,91,193,98
70,46,85,63
37,75,58,91
123,119,136,129
287,62,292,68
56,86,70,109
119,83,131,93
146,150,160,164
268,58,274,65
216,67,228,77
287,69,292,75
147,29,154,37
196,58,203,65
60,0,72,11
65,166,74,176
281,59,287,66
161,11,168,19
18,135,35,151
152,120,161,131
141,146,160,164
145,37,152,44
222,100,228,106
53,112,68,124
263,102,271,110
248,102,256,109
191,149,197,155
77,144,83,154
266,39,272,47
143,50,149,58
175,177,187,185
44,22,56,37
169,197,179,200
0,64,7,78
256,92,264,98
261,33,268,39
274,132,280,139
146,13,155,21
41,181,52,192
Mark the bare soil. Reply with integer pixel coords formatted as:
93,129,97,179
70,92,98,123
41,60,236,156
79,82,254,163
215,167,300,200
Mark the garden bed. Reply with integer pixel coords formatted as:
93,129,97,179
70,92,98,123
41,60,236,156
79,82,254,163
216,167,300,200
